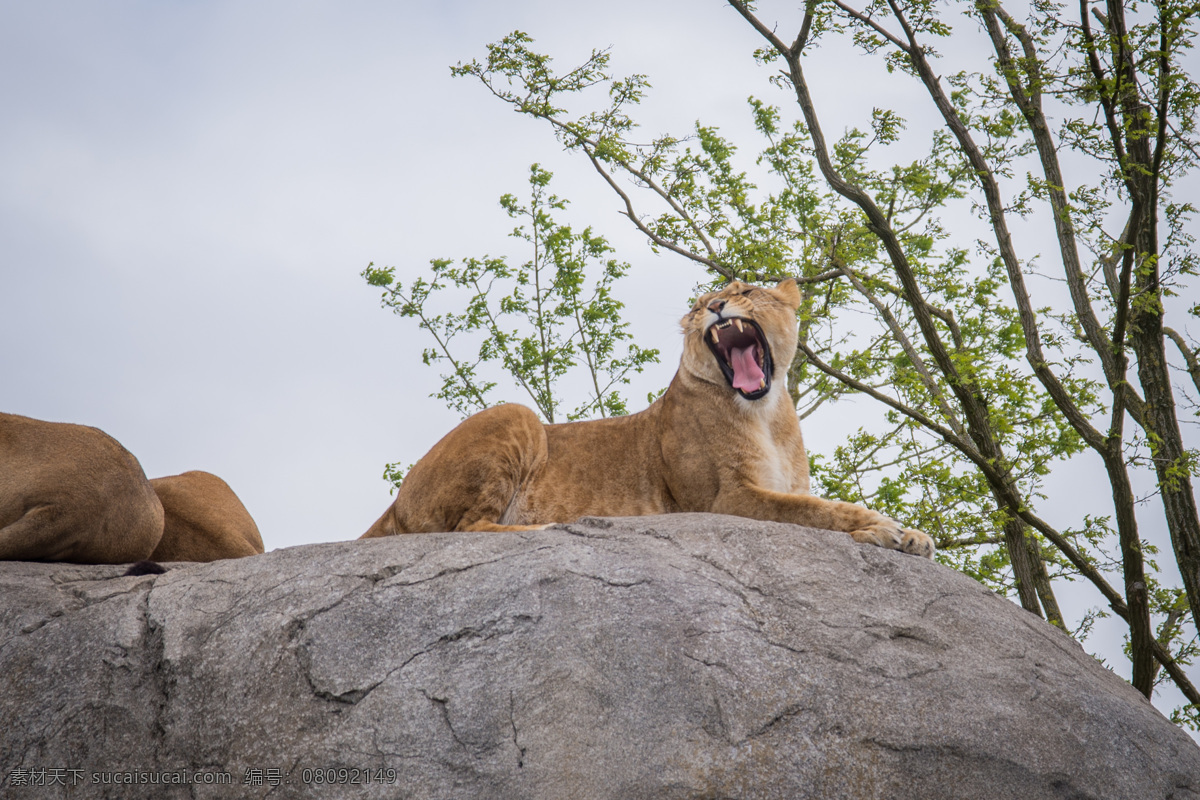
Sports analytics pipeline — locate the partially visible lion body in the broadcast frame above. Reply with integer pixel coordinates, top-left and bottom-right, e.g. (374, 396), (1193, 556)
(364, 279), (934, 558)
(0, 413), (265, 564)
(0, 412), (164, 563)
(150, 471), (265, 562)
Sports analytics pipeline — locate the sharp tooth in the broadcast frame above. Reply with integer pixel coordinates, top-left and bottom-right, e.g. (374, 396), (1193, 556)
(734, 319), (744, 333)
(759, 378), (767, 390)
(710, 327), (720, 344)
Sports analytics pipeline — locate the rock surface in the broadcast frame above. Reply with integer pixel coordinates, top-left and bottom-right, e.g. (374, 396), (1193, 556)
(2, 513), (1197, 799)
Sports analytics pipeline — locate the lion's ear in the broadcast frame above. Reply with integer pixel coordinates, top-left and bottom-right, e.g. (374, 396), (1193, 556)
(774, 278), (802, 309)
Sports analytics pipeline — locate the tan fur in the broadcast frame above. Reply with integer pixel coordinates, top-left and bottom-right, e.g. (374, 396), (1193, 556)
(0, 412), (164, 563)
(149, 471), (265, 562)
(363, 279), (935, 558)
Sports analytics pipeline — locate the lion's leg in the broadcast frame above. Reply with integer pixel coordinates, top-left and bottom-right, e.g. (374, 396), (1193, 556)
(460, 520), (552, 533)
(713, 486), (935, 558)
(0, 504), (72, 561)
(370, 404), (551, 536)
(0, 503), (160, 563)
(899, 528), (935, 558)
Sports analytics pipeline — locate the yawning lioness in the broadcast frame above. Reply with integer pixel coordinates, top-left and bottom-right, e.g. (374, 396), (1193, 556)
(363, 279), (934, 558)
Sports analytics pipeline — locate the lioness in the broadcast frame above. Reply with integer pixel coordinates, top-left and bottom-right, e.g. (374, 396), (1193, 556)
(0, 412), (164, 563)
(149, 470), (265, 562)
(363, 279), (934, 558)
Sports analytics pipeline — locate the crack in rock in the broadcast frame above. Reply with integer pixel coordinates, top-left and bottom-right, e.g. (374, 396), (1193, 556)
(563, 569), (649, 589)
(509, 691), (526, 769)
(423, 691), (468, 752)
(388, 546), (557, 588)
(299, 611), (542, 709)
(742, 702), (807, 744)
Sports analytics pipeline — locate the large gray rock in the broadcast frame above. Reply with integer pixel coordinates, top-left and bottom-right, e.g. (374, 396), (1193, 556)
(2, 514), (1197, 799)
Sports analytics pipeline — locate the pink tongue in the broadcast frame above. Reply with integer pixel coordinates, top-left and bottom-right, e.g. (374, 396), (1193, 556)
(730, 344), (765, 392)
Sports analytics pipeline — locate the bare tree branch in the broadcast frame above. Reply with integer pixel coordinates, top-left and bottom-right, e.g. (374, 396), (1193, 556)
(1165, 326), (1200, 396)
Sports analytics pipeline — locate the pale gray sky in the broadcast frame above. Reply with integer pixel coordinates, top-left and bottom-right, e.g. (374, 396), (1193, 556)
(2, 1), (1196, 729)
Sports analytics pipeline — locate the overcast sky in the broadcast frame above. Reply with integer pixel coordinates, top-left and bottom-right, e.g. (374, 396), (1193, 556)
(2, 1), (1196, 728)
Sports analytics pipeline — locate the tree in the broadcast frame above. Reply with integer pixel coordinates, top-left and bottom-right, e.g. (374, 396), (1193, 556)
(449, 0), (1199, 727)
(364, 164), (659, 486)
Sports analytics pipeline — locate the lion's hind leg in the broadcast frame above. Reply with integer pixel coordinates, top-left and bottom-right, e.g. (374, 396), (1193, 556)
(461, 520), (552, 533)
(0, 504), (76, 561)
(0, 499), (161, 563)
(366, 403), (550, 537)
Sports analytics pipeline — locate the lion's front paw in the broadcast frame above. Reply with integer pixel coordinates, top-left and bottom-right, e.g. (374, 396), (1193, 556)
(849, 515), (904, 550)
(900, 528), (936, 559)
(849, 516), (935, 558)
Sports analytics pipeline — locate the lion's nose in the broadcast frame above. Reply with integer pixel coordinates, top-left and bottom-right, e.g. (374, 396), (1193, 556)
(707, 299), (726, 313)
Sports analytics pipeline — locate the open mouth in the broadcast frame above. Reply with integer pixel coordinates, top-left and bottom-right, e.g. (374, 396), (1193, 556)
(705, 317), (774, 400)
